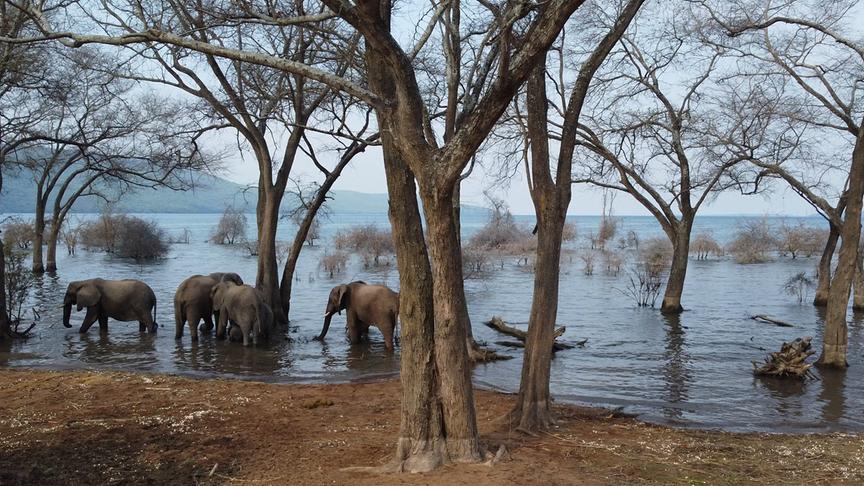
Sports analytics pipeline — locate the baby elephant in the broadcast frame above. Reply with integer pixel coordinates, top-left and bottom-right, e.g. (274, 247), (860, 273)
(62, 278), (157, 334)
(174, 272), (244, 340)
(210, 281), (272, 346)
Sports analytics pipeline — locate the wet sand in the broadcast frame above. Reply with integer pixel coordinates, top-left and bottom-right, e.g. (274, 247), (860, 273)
(1, 369), (862, 485)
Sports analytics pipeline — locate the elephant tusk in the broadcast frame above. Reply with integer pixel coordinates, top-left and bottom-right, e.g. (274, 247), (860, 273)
(323, 312), (332, 318)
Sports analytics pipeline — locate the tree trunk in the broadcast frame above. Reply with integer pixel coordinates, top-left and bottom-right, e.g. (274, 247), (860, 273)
(45, 218), (61, 273)
(854, 244), (864, 311)
(256, 185), (285, 325)
(814, 223), (839, 307)
(419, 187), (481, 462)
(818, 130), (864, 368)
(0, 238), (9, 340)
(661, 221), (692, 314)
(512, 203), (565, 431)
(31, 202), (45, 274)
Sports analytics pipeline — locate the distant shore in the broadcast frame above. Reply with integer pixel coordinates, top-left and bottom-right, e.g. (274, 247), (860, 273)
(1, 369), (860, 485)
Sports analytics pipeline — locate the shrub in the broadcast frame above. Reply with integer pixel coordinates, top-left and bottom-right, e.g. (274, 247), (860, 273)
(580, 251), (596, 276)
(619, 264), (664, 307)
(114, 217), (169, 261)
(777, 222), (824, 259)
(594, 216), (619, 250)
(2, 218), (35, 250)
(334, 225), (394, 267)
(639, 237), (672, 276)
(462, 245), (490, 280)
(617, 230), (640, 251)
(169, 227), (192, 244)
(728, 219), (777, 263)
(212, 206), (247, 245)
(320, 251), (349, 278)
(783, 271), (815, 304)
(4, 244), (34, 325)
(79, 210), (125, 252)
(562, 222), (577, 242)
(61, 220), (82, 255)
(690, 232), (722, 260)
(602, 250), (623, 276)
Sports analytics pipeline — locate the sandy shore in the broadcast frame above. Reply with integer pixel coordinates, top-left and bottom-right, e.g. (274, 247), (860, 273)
(0, 369), (862, 485)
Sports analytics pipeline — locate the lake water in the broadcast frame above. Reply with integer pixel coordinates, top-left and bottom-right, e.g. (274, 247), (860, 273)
(1, 212), (861, 433)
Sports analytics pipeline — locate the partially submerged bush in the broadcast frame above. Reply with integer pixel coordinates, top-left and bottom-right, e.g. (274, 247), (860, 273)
(783, 272), (816, 304)
(602, 250), (623, 276)
(320, 251), (349, 278)
(580, 251), (596, 276)
(562, 222), (577, 242)
(334, 225), (394, 267)
(2, 218), (35, 250)
(79, 213), (169, 261)
(61, 221), (82, 255)
(690, 232), (722, 260)
(728, 219), (777, 263)
(211, 206), (247, 245)
(114, 217), (169, 261)
(777, 222), (824, 259)
(639, 237), (672, 275)
(619, 263), (664, 307)
(594, 216), (619, 250)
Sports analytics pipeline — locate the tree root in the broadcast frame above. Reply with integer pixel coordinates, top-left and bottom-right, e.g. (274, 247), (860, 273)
(752, 336), (817, 379)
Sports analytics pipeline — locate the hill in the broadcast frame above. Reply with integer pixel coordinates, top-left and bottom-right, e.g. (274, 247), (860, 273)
(0, 169), (489, 216)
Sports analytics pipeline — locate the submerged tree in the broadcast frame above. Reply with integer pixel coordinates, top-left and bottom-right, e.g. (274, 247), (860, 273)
(701, 0), (864, 367)
(574, 5), (777, 313)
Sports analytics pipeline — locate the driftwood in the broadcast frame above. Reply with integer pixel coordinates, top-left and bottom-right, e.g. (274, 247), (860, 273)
(485, 316), (581, 352)
(750, 315), (794, 327)
(752, 336), (816, 379)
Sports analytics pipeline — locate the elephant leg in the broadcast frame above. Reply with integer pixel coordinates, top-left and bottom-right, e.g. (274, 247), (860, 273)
(347, 316), (362, 344)
(216, 310), (228, 340)
(201, 313), (215, 333)
(139, 321), (146, 332)
(175, 306), (185, 339)
(187, 310), (202, 341)
(98, 313), (109, 333)
(79, 308), (98, 333)
(381, 322), (395, 352)
(242, 324), (252, 347)
(139, 311), (155, 333)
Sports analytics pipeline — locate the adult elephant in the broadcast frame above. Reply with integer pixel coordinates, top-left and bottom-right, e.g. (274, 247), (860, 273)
(62, 278), (157, 334)
(314, 281), (399, 351)
(174, 272), (244, 340)
(210, 281), (272, 346)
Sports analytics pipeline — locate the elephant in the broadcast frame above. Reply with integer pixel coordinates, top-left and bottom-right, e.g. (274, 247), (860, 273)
(314, 281), (399, 351)
(174, 272), (244, 340)
(210, 281), (273, 346)
(62, 278), (157, 334)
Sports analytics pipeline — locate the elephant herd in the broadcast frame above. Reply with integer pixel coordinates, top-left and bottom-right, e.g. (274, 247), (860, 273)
(61, 274), (400, 350)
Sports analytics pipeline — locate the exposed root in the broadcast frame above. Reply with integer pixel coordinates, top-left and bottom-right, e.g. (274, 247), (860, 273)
(752, 336), (816, 379)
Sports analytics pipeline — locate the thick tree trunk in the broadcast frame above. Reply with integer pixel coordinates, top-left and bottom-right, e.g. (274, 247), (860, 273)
(814, 223), (840, 307)
(819, 131), (864, 367)
(0, 239), (9, 340)
(418, 188), (482, 462)
(31, 203), (45, 274)
(256, 186), (285, 325)
(661, 222), (692, 314)
(512, 204), (565, 431)
(45, 218), (61, 273)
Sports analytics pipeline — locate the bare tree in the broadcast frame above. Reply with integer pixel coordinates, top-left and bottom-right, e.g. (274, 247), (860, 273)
(573, 8), (777, 314)
(9, 0), (589, 469)
(700, 0), (864, 367)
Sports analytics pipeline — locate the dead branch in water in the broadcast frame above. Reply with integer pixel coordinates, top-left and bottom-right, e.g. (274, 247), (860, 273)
(750, 315), (794, 327)
(752, 336), (816, 379)
(485, 316), (581, 352)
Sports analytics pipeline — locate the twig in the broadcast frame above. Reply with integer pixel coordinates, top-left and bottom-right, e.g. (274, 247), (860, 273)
(750, 315), (794, 327)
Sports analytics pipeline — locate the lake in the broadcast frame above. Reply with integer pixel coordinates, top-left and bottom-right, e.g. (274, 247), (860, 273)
(1, 212), (861, 433)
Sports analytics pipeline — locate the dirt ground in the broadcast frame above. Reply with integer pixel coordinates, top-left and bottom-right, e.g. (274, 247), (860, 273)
(0, 369), (862, 485)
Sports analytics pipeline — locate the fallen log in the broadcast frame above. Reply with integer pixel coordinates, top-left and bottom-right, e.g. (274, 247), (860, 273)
(485, 316), (579, 352)
(750, 315), (794, 327)
(752, 336), (816, 379)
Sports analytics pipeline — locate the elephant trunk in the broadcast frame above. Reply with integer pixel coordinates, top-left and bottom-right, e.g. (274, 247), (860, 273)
(315, 313), (333, 341)
(62, 302), (73, 328)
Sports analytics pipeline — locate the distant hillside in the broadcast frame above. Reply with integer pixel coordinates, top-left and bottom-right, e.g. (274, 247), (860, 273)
(0, 170), (489, 216)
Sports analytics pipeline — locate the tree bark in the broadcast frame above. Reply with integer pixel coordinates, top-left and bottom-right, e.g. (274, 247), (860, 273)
(0, 238), (9, 340)
(31, 201), (45, 274)
(818, 129), (864, 367)
(256, 185), (286, 325)
(661, 220), (693, 314)
(814, 223), (840, 307)
(45, 219), (61, 273)
(854, 244), (864, 311)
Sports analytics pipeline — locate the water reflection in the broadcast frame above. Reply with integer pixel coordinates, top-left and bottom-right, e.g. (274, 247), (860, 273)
(661, 313), (692, 420)
(757, 376), (807, 418)
(819, 367), (847, 424)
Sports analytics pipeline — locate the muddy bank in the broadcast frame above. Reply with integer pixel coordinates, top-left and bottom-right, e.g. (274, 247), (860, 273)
(1, 369), (862, 485)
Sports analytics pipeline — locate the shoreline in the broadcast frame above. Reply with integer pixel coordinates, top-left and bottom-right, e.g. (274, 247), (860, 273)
(1, 369), (862, 485)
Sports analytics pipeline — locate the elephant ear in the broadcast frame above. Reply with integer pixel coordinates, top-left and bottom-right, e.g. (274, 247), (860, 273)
(76, 283), (101, 310)
(336, 285), (350, 311)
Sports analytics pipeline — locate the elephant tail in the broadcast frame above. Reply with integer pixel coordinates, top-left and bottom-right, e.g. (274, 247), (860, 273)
(153, 299), (158, 327)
